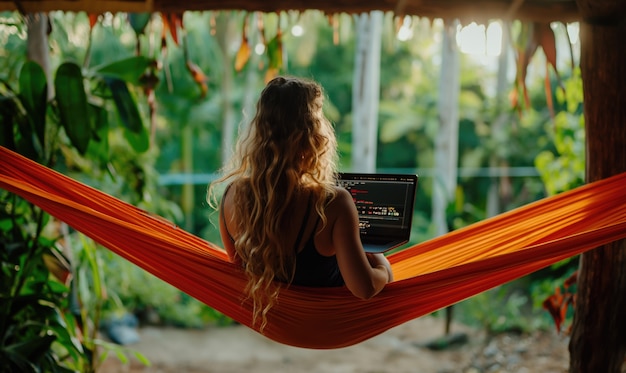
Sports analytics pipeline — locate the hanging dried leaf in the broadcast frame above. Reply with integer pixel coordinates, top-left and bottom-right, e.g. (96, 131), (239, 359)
(511, 22), (564, 117)
(210, 12), (217, 35)
(257, 12), (266, 44)
(174, 13), (184, 29)
(235, 37), (251, 72)
(235, 17), (251, 72)
(161, 13), (183, 46)
(512, 22), (565, 117)
(535, 21), (565, 109)
(536, 22), (558, 74)
(186, 61), (208, 98)
(512, 22), (539, 111)
(327, 13), (340, 45)
(88, 13), (99, 29)
(161, 13), (170, 46)
(395, 15), (403, 35)
(172, 13), (185, 45)
(544, 64), (555, 118)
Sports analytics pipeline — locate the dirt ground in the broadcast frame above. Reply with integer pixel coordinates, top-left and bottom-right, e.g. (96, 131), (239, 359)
(99, 315), (570, 373)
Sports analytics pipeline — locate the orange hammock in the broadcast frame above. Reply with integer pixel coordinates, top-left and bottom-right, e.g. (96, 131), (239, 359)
(1, 146), (626, 349)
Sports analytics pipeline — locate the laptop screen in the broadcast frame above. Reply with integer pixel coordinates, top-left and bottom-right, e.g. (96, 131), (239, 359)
(337, 173), (418, 244)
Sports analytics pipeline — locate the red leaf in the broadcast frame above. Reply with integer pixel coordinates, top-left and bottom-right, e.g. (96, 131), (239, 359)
(543, 288), (565, 333)
(161, 13), (182, 46)
(542, 272), (578, 335)
(536, 22), (558, 74)
(88, 14), (99, 29)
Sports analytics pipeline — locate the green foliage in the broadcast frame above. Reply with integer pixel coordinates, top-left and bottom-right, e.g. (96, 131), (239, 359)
(105, 77), (149, 153)
(452, 284), (552, 334)
(535, 68), (585, 195)
(99, 249), (232, 328)
(92, 55), (155, 86)
(127, 13), (151, 36)
(0, 192), (152, 372)
(1, 192), (86, 372)
(0, 22), (158, 370)
(55, 62), (92, 154)
(1, 61), (48, 160)
(4, 17), (233, 363)
(526, 69), (585, 326)
(18, 61), (48, 149)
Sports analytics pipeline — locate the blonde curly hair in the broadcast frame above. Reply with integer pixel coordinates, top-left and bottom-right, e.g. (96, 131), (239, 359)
(209, 76), (339, 330)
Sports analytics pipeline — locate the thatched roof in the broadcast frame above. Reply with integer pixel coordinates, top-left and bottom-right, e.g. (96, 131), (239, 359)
(2, 0), (580, 23)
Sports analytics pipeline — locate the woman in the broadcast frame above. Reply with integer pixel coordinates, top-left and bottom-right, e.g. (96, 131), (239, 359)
(209, 76), (392, 330)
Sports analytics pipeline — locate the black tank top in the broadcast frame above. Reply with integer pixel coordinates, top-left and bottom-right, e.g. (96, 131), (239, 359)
(291, 207), (344, 287)
(221, 186), (344, 287)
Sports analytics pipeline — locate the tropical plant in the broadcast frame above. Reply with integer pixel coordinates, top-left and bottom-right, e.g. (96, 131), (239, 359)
(1, 47), (154, 370)
(0, 192), (77, 371)
(534, 67), (584, 195)
(529, 67), (584, 333)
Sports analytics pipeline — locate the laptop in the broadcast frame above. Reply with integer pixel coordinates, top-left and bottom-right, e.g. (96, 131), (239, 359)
(337, 172), (418, 253)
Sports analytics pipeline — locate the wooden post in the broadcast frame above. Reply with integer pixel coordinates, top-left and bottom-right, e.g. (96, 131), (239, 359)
(433, 19), (460, 237)
(216, 12), (239, 164)
(436, 19), (460, 336)
(569, 1), (626, 371)
(351, 11), (382, 173)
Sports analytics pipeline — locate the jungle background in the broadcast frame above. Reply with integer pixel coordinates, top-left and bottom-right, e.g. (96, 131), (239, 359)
(0, 10), (584, 372)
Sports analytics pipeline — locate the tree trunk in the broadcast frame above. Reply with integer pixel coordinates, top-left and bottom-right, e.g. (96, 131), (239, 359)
(569, 2), (626, 372)
(26, 13), (52, 99)
(351, 11), (382, 173)
(216, 12), (238, 163)
(433, 19), (460, 237)
(241, 14), (261, 142)
(486, 22), (511, 218)
(181, 116), (195, 232)
(436, 19), (461, 336)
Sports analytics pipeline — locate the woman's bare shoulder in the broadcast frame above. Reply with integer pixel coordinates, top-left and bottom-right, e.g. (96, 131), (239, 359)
(323, 186), (355, 219)
(222, 179), (246, 203)
(326, 186), (351, 205)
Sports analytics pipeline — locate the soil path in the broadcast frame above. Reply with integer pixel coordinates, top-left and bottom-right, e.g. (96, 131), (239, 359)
(100, 316), (569, 373)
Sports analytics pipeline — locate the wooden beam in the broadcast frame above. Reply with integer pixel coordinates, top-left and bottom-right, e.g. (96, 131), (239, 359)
(1, 0), (152, 14)
(0, 0), (581, 23)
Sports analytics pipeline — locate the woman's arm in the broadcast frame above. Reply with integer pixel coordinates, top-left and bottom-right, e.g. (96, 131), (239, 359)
(329, 188), (392, 299)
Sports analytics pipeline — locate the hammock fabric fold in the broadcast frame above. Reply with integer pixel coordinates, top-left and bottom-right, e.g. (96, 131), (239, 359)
(1, 145), (626, 349)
